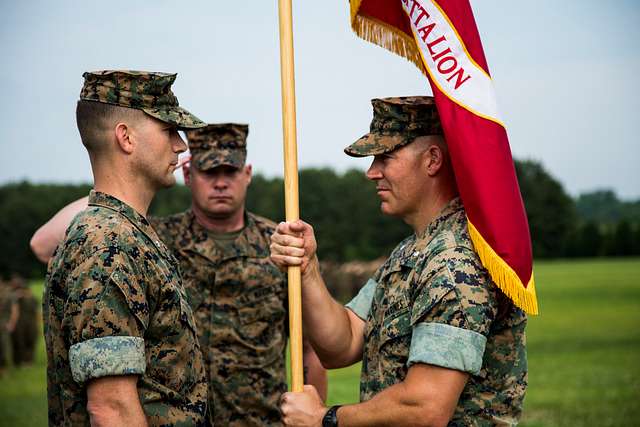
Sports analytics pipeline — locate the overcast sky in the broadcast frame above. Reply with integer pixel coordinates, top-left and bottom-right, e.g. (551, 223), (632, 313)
(1, 1), (638, 199)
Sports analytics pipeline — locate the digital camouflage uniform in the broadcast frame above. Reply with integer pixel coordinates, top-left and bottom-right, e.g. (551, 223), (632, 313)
(43, 70), (208, 426)
(347, 199), (527, 426)
(44, 192), (208, 426)
(152, 211), (288, 427)
(344, 97), (528, 426)
(151, 123), (289, 426)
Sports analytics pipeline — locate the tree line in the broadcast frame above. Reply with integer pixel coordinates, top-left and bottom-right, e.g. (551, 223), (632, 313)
(1, 160), (639, 279)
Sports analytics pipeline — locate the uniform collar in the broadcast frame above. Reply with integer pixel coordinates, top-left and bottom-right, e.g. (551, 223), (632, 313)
(418, 197), (464, 247)
(88, 190), (170, 256)
(387, 197), (465, 271)
(183, 210), (268, 263)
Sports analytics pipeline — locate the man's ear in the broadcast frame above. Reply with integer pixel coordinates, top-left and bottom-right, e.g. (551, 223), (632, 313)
(114, 122), (135, 154)
(424, 144), (444, 177)
(244, 164), (253, 185)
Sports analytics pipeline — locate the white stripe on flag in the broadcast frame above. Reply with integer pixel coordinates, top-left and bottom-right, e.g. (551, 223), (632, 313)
(401, 0), (503, 125)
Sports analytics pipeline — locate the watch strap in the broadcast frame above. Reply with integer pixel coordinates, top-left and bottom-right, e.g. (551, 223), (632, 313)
(322, 405), (342, 427)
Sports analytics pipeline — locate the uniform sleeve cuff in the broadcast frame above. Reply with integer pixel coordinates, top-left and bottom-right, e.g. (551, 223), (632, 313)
(345, 278), (377, 321)
(69, 336), (146, 384)
(407, 323), (486, 375)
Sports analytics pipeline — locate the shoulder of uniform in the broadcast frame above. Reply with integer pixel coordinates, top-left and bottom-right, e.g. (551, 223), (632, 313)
(69, 206), (136, 244)
(150, 210), (189, 228)
(247, 212), (278, 234)
(64, 206), (155, 264)
(425, 219), (475, 255)
(149, 211), (191, 242)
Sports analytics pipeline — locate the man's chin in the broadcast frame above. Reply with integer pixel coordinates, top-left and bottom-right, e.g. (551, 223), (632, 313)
(159, 176), (177, 189)
(205, 205), (237, 218)
(380, 202), (399, 217)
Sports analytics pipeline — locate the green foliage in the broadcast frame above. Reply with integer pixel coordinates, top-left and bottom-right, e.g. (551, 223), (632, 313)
(148, 185), (192, 217)
(0, 182), (91, 279)
(1, 163), (639, 279)
(576, 190), (640, 224)
(514, 160), (577, 258)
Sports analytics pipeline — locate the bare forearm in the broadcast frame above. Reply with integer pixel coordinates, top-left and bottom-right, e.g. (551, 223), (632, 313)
(88, 402), (147, 427)
(301, 261), (361, 367)
(87, 375), (147, 427)
(280, 365), (465, 427)
(337, 382), (447, 427)
(303, 341), (328, 402)
(335, 365), (466, 427)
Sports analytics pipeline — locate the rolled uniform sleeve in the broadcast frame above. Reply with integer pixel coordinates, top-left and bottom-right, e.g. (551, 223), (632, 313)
(63, 249), (149, 384)
(407, 249), (498, 375)
(345, 278), (377, 321)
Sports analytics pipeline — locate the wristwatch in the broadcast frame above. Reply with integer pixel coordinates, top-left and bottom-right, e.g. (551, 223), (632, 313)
(322, 405), (341, 427)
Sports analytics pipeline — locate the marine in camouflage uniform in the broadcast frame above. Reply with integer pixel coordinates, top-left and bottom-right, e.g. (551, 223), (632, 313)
(342, 97), (527, 425)
(0, 278), (17, 372)
(151, 124), (289, 426)
(9, 275), (39, 366)
(275, 97), (528, 426)
(43, 70), (208, 426)
(346, 197), (527, 425)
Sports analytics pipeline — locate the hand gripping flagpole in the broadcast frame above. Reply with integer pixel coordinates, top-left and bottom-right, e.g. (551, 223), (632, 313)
(278, 0), (304, 392)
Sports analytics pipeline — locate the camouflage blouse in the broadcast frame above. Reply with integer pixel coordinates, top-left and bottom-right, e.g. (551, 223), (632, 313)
(346, 197), (528, 426)
(152, 211), (288, 426)
(43, 191), (207, 426)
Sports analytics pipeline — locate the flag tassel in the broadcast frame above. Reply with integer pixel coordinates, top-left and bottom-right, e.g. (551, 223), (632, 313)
(350, 0), (426, 75)
(467, 219), (538, 315)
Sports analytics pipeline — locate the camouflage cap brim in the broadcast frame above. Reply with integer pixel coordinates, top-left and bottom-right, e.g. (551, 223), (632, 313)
(143, 106), (206, 130)
(344, 133), (412, 157)
(193, 150), (247, 171)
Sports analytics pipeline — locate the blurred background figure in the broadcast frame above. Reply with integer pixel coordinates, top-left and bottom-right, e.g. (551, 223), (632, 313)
(0, 277), (19, 376)
(9, 275), (38, 367)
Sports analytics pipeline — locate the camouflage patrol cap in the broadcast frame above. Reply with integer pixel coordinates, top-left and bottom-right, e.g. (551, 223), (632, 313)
(185, 123), (248, 170)
(80, 70), (206, 129)
(344, 96), (443, 157)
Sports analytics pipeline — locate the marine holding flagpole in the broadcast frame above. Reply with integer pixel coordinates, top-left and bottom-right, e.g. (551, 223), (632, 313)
(271, 0), (535, 425)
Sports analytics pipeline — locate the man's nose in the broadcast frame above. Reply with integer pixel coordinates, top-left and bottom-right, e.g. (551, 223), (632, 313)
(212, 175), (228, 189)
(366, 158), (383, 181)
(172, 131), (187, 153)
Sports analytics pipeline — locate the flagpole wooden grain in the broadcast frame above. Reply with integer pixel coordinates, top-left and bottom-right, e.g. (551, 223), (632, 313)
(278, 0), (304, 393)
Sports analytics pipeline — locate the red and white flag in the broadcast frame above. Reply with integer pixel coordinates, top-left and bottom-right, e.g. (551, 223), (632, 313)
(350, 0), (538, 314)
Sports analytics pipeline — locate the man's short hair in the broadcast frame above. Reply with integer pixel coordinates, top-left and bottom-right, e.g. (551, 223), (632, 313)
(75, 100), (146, 154)
(411, 134), (448, 155)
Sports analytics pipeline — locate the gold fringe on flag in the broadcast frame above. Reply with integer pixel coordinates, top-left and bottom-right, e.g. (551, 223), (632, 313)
(350, 0), (427, 76)
(467, 219), (539, 315)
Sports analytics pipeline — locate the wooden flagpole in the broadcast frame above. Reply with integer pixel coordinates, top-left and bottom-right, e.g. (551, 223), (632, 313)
(277, 0), (304, 392)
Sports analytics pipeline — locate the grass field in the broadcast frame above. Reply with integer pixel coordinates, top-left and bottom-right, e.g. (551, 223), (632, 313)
(1, 258), (638, 426)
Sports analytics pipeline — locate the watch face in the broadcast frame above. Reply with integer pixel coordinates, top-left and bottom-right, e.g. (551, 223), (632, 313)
(322, 406), (339, 427)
